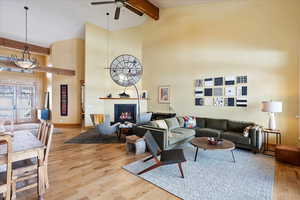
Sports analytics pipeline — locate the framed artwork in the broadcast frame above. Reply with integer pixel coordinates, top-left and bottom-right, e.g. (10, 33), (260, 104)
(158, 86), (171, 104)
(60, 84), (68, 116)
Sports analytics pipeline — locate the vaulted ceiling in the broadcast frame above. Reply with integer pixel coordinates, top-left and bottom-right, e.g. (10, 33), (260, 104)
(0, 0), (226, 47)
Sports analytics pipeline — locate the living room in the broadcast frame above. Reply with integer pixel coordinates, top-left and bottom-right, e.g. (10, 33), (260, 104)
(0, 0), (300, 199)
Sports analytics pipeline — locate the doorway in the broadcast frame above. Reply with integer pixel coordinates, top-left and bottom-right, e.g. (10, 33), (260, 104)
(0, 83), (37, 123)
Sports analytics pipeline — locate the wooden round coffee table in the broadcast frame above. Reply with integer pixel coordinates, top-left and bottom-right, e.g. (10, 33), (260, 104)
(191, 137), (236, 162)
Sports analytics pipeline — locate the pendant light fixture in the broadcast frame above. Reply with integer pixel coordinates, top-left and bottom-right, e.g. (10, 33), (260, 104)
(12, 6), (38, 69)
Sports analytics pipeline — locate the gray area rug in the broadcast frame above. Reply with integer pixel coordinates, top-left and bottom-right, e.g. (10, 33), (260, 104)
(64, 128), (120, 144)
(123, 145), (274, 200)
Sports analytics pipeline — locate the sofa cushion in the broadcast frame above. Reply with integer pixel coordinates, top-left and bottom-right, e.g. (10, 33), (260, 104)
(227, 120), (255, 132)
(206, 118), (227, 131)
(196, 117), (206, 128)
(221, 131), (251, 145)
(171, 128), (195, 136)
(165, 118), (180, 130)
(149, 121), (159, 128)
(176, 117), (185, 128)
(155, 120), (168, 130)
(195, 128), (223, 138)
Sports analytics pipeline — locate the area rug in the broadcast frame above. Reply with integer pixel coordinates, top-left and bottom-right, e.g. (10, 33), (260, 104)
(123, 145), (274, 200)
(64, 128), (120, 144)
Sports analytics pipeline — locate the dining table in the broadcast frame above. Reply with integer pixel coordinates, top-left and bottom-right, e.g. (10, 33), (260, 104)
(0, 130), (47, 199)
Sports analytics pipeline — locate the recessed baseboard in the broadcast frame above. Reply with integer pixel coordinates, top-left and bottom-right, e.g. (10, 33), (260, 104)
(53, 123), (81, 128)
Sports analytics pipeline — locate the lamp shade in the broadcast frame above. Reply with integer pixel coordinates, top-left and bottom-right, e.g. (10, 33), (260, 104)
(261, 101), (282, 113)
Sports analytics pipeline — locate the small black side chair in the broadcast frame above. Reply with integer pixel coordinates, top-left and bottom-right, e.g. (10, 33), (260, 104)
(138, 132), (186, 178)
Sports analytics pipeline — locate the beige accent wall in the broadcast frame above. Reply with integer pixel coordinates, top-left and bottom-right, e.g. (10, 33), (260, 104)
(0, 47), (46, 109)
(85, 23), (143, 126)
(142, 0), (300, 145)
(50, 38), (84, 125)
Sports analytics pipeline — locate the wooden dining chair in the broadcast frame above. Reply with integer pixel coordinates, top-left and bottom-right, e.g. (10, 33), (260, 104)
(37, 121), (47, 140)
(11, 122), (53, 199)
(0, 134), (13, 200)
(138, 132), (186, 178)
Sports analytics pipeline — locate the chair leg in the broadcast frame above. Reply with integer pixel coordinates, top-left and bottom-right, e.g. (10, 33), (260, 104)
(11, 177), (17, 200)
(178, 162), (184, 178)
(143, 156), (154, 163)
(138, 164), (161, 175)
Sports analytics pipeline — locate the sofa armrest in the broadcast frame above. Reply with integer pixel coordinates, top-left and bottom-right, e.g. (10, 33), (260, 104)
(135, 125), (168, 150)
(248, 126), (263, 151)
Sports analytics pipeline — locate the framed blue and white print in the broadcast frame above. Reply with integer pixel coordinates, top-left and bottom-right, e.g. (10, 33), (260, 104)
(195, 98), (204, 106)
(214, 97), (224, 106)
(213, 88), (223, 96)
(214, 77), (224, 86)
(237, 86), (247, 97)
(224, 98), (235, 107)
(225, 87), (236, 97)
(237, 76), (247, 84)
(204, 78), (214, 87)
(236, 97), (247, 107)
(195, 89), (204, 98)
(195, 79), (204, 87)
(204, 98), (213, 106)
(204, 88), (213, 96)
(225, 76), (235, 85)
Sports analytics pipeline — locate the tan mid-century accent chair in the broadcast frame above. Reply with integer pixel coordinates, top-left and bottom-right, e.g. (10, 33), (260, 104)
(11, 122), (54, 199)
(90, 114), (105, 127)
(0, 134), (13, 200)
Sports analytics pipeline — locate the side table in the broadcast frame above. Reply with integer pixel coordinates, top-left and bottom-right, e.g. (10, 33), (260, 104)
(263, 128), (281, 156)
(126, 135), (146, 155)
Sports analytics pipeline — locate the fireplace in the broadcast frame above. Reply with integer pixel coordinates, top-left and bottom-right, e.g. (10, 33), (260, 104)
(114, 104), (137, 123)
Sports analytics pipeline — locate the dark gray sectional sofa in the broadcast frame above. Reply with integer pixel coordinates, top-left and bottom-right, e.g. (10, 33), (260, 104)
(135, 117), (263, 153)
(194, 117), (263, 153)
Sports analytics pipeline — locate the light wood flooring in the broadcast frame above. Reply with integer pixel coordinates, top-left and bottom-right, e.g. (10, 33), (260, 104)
(18, 127), (300, 200)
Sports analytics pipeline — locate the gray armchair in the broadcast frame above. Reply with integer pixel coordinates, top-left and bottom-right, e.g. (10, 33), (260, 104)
(95, 115), (120, 136)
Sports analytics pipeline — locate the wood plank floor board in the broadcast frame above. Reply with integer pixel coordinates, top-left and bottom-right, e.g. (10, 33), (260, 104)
(16, 127), (299, 200)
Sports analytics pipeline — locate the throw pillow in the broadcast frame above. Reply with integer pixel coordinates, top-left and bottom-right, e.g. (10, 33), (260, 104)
(155, 120), (168, 130)
(165, 118), (180, 130)
(183, 116), (197, 128)
(243, 125), (262, 137)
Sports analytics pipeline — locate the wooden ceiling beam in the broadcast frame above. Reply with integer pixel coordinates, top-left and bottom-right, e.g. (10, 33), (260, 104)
(127, 0), (159, 20)
(0, 37), (50, 55)
(0, 60), (75, 76)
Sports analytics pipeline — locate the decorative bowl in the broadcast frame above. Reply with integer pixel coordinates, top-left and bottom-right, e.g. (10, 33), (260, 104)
(208, 137), (223, 145)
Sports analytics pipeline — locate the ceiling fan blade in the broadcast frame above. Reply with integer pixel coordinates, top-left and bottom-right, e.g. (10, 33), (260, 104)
(114, 7), (121, 20)
(91, 1), (115, 5)
(35, 66), (75, 76)
(124, 4), (143, 16)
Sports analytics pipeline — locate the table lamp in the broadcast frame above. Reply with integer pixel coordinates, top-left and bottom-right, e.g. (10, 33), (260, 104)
(261, 101), (282, 130)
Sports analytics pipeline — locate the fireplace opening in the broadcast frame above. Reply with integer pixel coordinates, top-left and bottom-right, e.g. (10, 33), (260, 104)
(114, 104), (137, 123)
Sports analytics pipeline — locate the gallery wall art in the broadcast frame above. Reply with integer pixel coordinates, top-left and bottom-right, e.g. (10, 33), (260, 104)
(194, 75), (248, 107)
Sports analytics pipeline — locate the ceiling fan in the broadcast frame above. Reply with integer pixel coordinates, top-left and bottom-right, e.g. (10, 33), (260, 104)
(91, 0), (144, 20)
